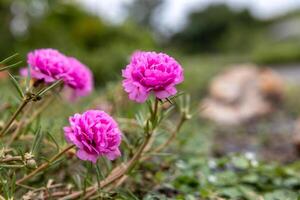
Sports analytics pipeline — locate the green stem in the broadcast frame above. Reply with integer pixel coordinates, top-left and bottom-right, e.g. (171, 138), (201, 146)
(151, 114), (186, 154)
(0, 98), (30, 137)
(151, 98), (159, 125)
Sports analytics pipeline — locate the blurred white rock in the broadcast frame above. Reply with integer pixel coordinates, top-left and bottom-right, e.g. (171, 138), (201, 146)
(200, 65), (284, 125)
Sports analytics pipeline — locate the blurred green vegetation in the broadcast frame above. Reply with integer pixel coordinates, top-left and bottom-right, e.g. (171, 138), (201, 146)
(1, 0), (300, 89)
(0, 0), (156, 85)
(1, 1), (300, 88)
(171, 4), (267, 53)
(170, 4), (300, 65)
(252, 40), (300, 64)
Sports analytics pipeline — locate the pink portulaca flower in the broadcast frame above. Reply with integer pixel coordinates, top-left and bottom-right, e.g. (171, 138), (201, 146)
(22, 48), (70, 83)
(20, 48), (93, 100)
(66, 57), (94, 100)
(64, 110), (122, 163)
(122, 51), (184, 103)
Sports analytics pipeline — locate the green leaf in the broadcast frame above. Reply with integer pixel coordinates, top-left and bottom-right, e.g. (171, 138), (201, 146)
(146, 99), (153, 116)
(161, 91), (185, 104)
(72, 174), (82, 190)
(135, 112), (145, 128)
(158, 104), (175, 123)
(264, 190), (298, 200)
(25, 64), (31, 92)
(0, 53), (19, 64)
(218, 187), (242, 199)
(8, 72), (24, 99)
(46, 131), (60, 153)
(31, 126), (44, 155)
(116, 189), (140, 200)
(125, 190), (140, 200)
(0, 177), (10, 199)
(10, 172), (16, 197)
(36, 80), (63, 97)
(0, 61), (22, 72)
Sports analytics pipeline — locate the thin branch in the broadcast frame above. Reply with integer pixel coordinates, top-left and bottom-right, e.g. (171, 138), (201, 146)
(0, 98), (30, 137)
(0, 156), (22, 163)
(16, 144), (75, 184)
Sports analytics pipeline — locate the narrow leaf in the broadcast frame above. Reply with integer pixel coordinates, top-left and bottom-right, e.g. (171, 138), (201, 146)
(72, 174), (82, 190)
(126, 190), (140, 200)
(10, 172), (16, 197)
(46, 131), (60, 153)
(36, 80), (63, 97)
(0, 61), (22, 72)
(25, 64), (31, 92)
(0, 53), (19, 64)
(159, 104), (175, 123)
(31, 126), (44, 154)
(8, 72), (24, 99)
(135, 112), (144, 128)
(146, 99), (153, 116)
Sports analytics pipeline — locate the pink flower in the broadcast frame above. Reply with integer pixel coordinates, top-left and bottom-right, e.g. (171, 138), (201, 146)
(22, 48), (70, 83)
(64, 110), (122, 163)
(122, 51), (184, 103)
(20, 48), (94, 99)
(66, 57), (94, 100)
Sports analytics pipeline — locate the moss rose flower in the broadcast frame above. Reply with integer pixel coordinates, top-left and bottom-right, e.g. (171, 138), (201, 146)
(66, 57), (94, 100)
(122, 51), (184, 103)
(63, 110), (122, 163)
(20, 48), (93, 99)
(24, 48), (70, 83)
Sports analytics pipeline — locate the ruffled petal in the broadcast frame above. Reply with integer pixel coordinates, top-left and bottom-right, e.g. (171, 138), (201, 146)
(155, 86), (177, 99)
(76, 149), (98, 163)
(106, 148), (121, 160)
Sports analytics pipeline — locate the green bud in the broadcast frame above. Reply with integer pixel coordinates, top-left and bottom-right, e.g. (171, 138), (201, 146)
(25, 159), (37, 169)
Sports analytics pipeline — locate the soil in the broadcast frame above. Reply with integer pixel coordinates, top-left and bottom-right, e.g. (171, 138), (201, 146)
(212, 111), (299, 163)
(211, 65), (300, 163)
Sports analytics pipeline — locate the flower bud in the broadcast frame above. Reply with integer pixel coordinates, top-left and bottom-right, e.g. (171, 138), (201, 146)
(25, 159), (37, 169)
(24, 152), (37, 169)
(24, 152), (34, 160)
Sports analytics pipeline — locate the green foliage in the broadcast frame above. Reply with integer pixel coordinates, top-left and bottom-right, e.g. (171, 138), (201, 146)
(252, 40), (300, 64)
(148, 154), (300, 199)
(0, 53), (22, 72)
(171, 4), (266, 53)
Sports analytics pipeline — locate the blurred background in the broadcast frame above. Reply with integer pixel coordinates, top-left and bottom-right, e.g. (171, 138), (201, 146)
(2, 0), (300, 198)
(1, 0), (300, 86)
